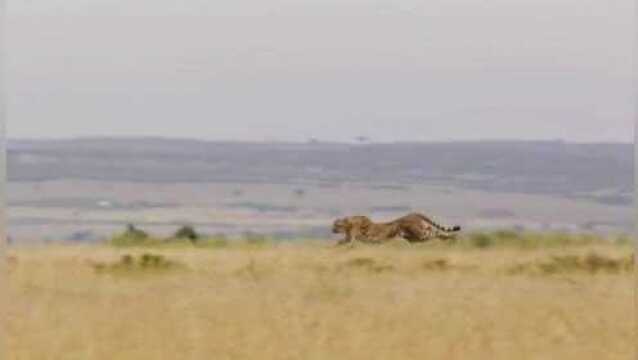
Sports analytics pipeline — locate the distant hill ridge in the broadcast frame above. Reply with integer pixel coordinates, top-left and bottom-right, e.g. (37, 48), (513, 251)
(8, 138), (632, 205)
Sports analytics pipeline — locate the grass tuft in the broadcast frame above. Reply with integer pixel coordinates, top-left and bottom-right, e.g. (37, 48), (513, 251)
(92, 253), (184, 275)
(422, 259), (450, 271)
(507, 252), (634, 275)
(343, 257), (394, 273)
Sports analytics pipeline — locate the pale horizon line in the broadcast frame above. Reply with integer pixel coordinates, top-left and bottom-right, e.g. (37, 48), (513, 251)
(6, 135), (633, 146)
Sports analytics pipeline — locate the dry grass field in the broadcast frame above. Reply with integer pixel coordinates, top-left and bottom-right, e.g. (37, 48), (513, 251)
(6, 238), (635, 360)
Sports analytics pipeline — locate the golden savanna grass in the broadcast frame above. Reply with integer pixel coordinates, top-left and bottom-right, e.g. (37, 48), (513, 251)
(6, 239), (635, 360)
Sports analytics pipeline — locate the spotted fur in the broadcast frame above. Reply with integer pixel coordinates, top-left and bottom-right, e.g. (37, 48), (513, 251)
(332, 212), (461, 244)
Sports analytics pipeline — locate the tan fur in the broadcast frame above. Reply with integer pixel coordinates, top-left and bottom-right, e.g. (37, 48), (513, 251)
(333, 212), (461, 245)
(332, 216), (374, 245)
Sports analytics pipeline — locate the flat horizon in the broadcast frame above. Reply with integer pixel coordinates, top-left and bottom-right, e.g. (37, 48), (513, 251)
(7, 135), (633, 146)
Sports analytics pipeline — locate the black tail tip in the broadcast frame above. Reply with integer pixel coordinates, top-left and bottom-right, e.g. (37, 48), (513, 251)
(452, 226), (461, 232)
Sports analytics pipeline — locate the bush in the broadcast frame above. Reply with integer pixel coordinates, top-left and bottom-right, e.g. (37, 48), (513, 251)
(174, 225), (200, 243)
(125, 224), (148, 239)
(110, 224), (158, 247)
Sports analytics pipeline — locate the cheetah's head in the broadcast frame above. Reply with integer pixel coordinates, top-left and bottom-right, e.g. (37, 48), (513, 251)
(332, 216), (372, 234)
(332, 218), (349, 234)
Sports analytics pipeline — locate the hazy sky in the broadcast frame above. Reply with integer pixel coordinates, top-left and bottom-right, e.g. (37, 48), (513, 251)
(6, 0), (635, 142)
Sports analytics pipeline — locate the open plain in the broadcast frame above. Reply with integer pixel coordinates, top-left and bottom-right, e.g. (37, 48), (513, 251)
(7, 236), (634, 360)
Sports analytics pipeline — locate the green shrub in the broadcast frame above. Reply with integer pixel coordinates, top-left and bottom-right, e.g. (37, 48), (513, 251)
(125, 224), (148, 239)
(109, 224), (160, 247)
(174, 225), (200, 243)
